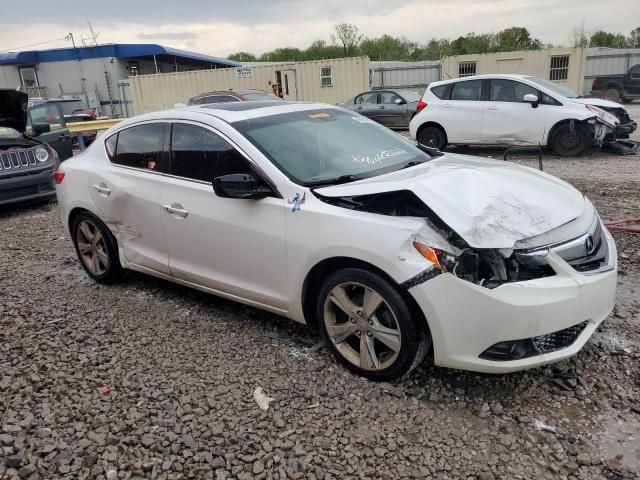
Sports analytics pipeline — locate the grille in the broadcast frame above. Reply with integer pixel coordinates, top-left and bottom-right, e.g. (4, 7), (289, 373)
(532, 321), (588, 354)
(0, 149), (38, 172)
(0, 184), (42, 201)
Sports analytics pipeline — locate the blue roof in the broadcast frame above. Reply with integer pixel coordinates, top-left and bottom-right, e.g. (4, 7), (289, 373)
(0, 43), (240, 67)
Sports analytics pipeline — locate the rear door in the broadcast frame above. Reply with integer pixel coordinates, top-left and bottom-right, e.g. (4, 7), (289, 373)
(88, 122), (171, 275)
(482, 78), (547, 145)
(376, 91), (408, 128)
(440, 79), (485, 143)
(27, 103), (73, 160)
(353, 92), (379, 119)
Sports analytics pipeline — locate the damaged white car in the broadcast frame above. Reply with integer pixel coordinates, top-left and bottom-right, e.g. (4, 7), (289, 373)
(56, 102), (617, 381)
(410, 74), (628, 156)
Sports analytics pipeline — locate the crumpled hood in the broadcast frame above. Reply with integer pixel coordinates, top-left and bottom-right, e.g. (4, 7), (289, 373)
(315, 154), (586, 249)
(0, 90), (28, 133)
(571, 97), (625, 110)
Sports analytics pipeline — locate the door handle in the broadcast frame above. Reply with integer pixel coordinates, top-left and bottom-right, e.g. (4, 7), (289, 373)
(162, 203), (189, 218)
(379, 106), (386, 109)
(442, 104), (453, 109)
(356, 106), (363, 110)
(92, 183), (111, 195)
(487, 106), (499, 111)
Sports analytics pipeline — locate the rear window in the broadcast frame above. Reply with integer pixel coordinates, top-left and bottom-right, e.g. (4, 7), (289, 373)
(430, 84), (451, 100)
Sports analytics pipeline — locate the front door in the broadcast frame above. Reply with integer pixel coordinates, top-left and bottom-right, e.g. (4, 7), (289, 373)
(27, 103), (73, 160)
(160, 122), (288, 309)
(282, 69), (297, 100)
(88, 122), (171, 274)
(376, 91), (408, 128)
(627, 65), (640, 95)
(482, 79), (547, 145)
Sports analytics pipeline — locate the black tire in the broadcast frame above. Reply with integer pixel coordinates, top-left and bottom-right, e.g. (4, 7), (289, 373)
(316, 268), (430, 381)
(602, 87), (622, 103)
(71, 211), (122, 283)
(417, 125), (447, 150)
(550, 123), (592, 156)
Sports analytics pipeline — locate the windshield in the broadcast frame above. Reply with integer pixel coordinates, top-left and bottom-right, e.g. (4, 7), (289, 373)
(234, 109), (429, 186)
(0, 127), (22, 139)
(398, 90), (422, 102)
(242, 93), (281, 101)
(525, 77), (579, 99)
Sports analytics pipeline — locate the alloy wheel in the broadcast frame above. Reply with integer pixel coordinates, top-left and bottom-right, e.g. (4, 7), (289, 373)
(76, 220), (109, 276)
(323, 282), (402, 371)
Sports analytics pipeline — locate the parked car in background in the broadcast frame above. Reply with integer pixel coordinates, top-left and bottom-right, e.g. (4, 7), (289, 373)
(29, 97), (97, 123)
(591, 64), (640, 103)
(188, 89), (281, 105)
(56, 101), (616, 381)
(339, 89), (422, 128)
(409, 74), (634, 156)
(0, 90), (62, 206)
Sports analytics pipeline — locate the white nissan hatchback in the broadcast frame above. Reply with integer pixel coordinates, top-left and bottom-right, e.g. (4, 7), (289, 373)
(56, 102), (617, 381)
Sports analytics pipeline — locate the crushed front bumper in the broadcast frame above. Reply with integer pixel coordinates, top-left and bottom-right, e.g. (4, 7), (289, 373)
(408, 228), (617, 373)
(617, 121), (637, 138)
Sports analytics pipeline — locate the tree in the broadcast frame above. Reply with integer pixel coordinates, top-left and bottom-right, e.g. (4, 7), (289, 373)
(496, 27), (542, 51)
(303, 40), (344, 60)
(590, 31), (629, 48)
(227, 52), (257, 62)
(570, 22), (589, 47)
(450, 33), (497, 55)
(630, 27), (640, 48)
(259, 48), (304, 62)
(331, 23), (363, 56)
(359, 35), (416, 61)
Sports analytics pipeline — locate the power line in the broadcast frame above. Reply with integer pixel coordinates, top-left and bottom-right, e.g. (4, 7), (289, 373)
(0, 37), (68, 53)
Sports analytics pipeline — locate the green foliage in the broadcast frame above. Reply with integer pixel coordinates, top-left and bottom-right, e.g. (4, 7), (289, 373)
(225, 24), (636, 63)
(590, 31), (630, 48)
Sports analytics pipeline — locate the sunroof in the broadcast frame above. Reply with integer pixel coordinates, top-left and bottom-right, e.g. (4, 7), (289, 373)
(200, 101), (287, 111)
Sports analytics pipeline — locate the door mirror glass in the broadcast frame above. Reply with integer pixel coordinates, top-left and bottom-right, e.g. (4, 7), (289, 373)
(394, 98), (405, 105)
(523, 94), (539, 106)
(31, 123), (51, 136)
(212, 173), (273, 199)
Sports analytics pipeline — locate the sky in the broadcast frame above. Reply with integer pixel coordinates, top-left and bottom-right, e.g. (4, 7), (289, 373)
(0, 0), (638, 57)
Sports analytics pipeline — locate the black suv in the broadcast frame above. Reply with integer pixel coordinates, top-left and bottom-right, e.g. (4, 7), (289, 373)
(0, 90), (70, 206)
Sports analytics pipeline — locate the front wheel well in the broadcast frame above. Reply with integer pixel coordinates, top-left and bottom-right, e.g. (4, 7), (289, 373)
(546, 119), (592, 144)
(68, 207), (91, 239)
(301, 257), (430, 343)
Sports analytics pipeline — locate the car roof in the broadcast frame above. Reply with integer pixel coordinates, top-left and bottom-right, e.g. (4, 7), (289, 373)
(115, 101), (340, 128)
(430, 74), (531, 87)
(190, 89), (268, 99)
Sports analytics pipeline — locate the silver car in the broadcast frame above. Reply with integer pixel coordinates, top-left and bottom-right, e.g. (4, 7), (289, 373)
(339, 89), (423, 129)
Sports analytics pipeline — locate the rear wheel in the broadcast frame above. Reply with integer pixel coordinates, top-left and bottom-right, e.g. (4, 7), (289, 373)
(417, 125), (447, 150)
(550, 123), (591, 156)
(72, 212), (122, 283)
(317, 268), (430, 381)
(603, 87), (622, 103)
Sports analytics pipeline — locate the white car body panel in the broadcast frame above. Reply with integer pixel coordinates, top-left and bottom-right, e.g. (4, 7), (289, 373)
(56, 103), (617, 374)
(409, 74), (620, 148)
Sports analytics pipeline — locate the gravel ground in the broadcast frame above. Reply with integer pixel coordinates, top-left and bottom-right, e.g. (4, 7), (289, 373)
(1, 106), (639, 480)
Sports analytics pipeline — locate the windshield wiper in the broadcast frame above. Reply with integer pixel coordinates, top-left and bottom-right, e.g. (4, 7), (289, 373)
(305, 174), (361, 188)
(400, 160), (427, 170)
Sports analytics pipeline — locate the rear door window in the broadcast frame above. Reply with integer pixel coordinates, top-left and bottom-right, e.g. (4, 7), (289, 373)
(113, 123), (168, 172)
(450, 80), (483, 101)
(170, 123), (253, 182)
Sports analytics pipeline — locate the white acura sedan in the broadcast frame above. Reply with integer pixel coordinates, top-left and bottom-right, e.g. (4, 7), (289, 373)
(55, 101), (617, 381)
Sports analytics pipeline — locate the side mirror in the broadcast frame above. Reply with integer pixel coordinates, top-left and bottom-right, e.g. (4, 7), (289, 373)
(32, 123), (51, 136)
(523, 94), (539, 108)
(212, 173), (273, 199)
(394, 98), (406, 105)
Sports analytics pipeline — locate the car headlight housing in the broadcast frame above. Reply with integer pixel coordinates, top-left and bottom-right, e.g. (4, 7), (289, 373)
(35, 146), (50, 163)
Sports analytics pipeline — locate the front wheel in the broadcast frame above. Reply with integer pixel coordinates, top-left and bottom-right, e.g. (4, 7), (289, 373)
(550, 123), (591, 156)
(417, 125), (447, 150)
(317, 268), (430, 381)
